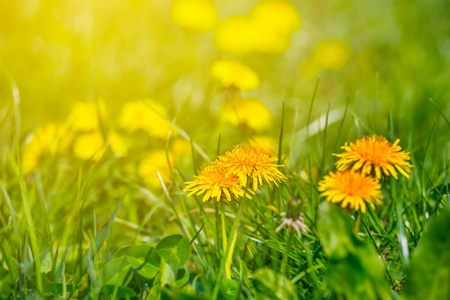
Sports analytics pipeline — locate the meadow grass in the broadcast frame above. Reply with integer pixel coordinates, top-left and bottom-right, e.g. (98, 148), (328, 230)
(0, 83), (448, 299)
(1, 0), (450, 299)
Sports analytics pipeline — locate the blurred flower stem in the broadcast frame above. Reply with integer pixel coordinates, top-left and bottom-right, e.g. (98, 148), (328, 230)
(224, 195), (248, 279)
(353, 211), (363, 235)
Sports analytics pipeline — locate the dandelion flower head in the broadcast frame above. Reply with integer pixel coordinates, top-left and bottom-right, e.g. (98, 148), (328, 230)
(108, 130), (129, 156)
(221, 98), (272, 131)
(318, 170), (383, 213)
(311, 40), (352, 71)
(67, 100), (107, 132)
(73, 131), (105, 161)
(250, 0), (301, 35)
(139, 150), (176, 189)
(210, 60), (260, 92)
(183, 161), (251, 203)
(119, 100), (173, 139)
(22, 123), (72, 173)
(171, 0), (219, 33)
(219, 145), (286, 191)
(214, 16), (258, 56)
(250, 135), (278, 155)
(334, 135), (413, 179)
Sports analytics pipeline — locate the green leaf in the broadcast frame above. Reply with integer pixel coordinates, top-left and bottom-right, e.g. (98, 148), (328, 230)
(0, 267), (13, 299)
(160, 258), (175, 287)
(252, 268), (298, 300)
(156, 235), (191, 270)
(220, 279), (239, 300)
(99, 258), (132, 287)
(40, 253), (52, 274)
(100, 285), (137, 298)
(318, 202), (391, 300)
(174, 268), (190, 288)
(401, 208), (450, 300)
(127, 244), (159, 279)
(5, 256), (19, 283)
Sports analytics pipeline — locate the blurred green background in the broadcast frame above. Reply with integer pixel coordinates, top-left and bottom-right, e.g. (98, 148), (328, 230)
(0, 0), (449, 243)
(1, 0), (448, 130)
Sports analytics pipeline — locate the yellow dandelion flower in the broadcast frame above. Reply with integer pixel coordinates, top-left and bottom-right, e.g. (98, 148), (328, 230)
(67, 100), (107, 131)
(171, 0), (219, 33)
(22, 123), (72, 173)
(318, 170), (383, 213)
(334, 135), (413, 180)
(183, 161), (252, 203)
(210, 60), (260, 92)
(219, 145), (287, 191)
(119, 100), (173, 139)
(214, 16), (258, 56)
(311, 40), (352, 71)
(22, 140), (43, 174)
(250, 0), (301, 35)
(108, 131), (128, 156)
(252, 24), (292, 55)
(221, 98), (272, 131)
(250, 135), (278, 155)
(249, 0), (301, 55)
(139, 150), (175, 188)
(73, 131), (105, 161)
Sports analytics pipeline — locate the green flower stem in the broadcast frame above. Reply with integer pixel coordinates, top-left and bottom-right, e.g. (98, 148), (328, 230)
(224, 196), (247, 279)
(212, 180), (251, 300)
(221, 203), (227, 255)
(353, 211), (363, 235)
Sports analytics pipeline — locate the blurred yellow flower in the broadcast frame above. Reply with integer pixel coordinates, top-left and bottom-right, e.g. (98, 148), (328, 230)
(221, 98), (272, 131)
(311, 40), (352, 71)
(73, 131), (105, 161)
(318, 170), (383, 213)
(183, 161), (251, 202)
(108, 131), (128, 156)
(67, 100), (107, 131)
(170, 138), (191, 159)
(119, 100), (173, 139)
(210, 60), (260, 92)
(219, 145), (286, 191)
(171, 0), (219, 33)
(250, 0), (300, 55)
(253, 24), (292, 55)
(22, 141), (42, 174)
(214, 16), (257, 56)
(22, 123), (72, 173)
(334, 135), (413, 179)
(139, 150), (174, 188)
(250, 0), (301, 35)
(250, 135), (278, 155)
(214, 1), (300, 56)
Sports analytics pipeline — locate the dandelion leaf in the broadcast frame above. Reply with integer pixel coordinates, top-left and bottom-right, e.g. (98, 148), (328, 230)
(318, 202), (391, 300)
(252, 268), (299, 300)
(401, 208), (450, 300)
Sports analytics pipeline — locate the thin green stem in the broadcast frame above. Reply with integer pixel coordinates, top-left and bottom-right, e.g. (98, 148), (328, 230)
(353, 211), (363, 235)
(212, 195), (248, 299)
(224, 197), (248, 279)
(221, 203), (227, 255)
